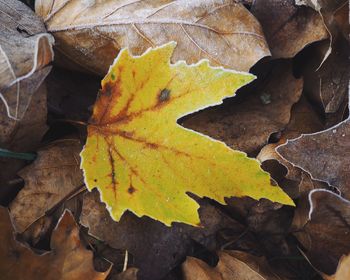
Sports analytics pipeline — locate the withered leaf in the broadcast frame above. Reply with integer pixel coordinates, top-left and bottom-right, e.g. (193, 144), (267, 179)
(35, 0), (270, 75)
(0, 207), (109, 280)
(0, 83), (48, 205)
(9, 139), (84, 233)
(301, 37), (349, 115)
(183, 61), (303, 154)
(251, 0), (328, 58)
(277, 91), (350, 199)
(182, 250), (282, 280)
(0, 0), (54, 119)
(291, 189), (350, 274)
(80, 190), (243, 280)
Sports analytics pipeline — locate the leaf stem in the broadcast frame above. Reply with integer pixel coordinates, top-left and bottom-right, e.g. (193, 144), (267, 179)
(0, 148), (36, 161)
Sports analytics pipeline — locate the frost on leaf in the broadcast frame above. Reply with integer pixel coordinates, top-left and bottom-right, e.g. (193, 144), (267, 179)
(80, 42), (294, 226)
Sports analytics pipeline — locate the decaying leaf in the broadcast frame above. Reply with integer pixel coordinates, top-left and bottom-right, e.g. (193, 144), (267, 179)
(0, 207), (110, 280)
(323, 254), (350, 280)
(301, 37), (349, 115)
(183, 61), (303, 154)
(277, 89), (350, 198)
(291, 189), (350, 274)
(35, 0), (270, 75)
(251, 0), (328, 58)
(182, 250), (282, 280)
(0, 0), (54, 119)
(80, 189), (243, 280)
(0, 83), (48, 204)
(80, 42), (293, 227)
(10, 139), (84, 232)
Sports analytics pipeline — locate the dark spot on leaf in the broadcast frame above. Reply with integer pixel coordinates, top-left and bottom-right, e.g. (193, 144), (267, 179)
(128, 185), (136, 194)
(94, 179), (98, 182)
(158, 88), (171, 102)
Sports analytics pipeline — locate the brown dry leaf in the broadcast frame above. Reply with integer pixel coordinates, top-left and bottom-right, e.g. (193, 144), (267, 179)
(0, 82), (48, 205)
(291, 189), (350, 275)
(35, 0), (270, 75)
(183, 61), (302, 154)
(257, 96), (325, 198)
(9, 139), (84, 233)
(0, 207), (109, 280)
(0, 0), (54, 119)
(277, 92), (350, 199)
(251, 0), (328, 59)
(80, 190), (244, 280)
(323, 254), (350, 280)
(182, 250), (282, 280)
(302, 37), (349, 115)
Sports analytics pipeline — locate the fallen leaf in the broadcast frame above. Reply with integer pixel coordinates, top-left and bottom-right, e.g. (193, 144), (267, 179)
(80, 42), (293, 227)
(182, 250), (282, 280)
(251, 0), (328, 58)
(301, 37), (349, 115)
(35, 0), (270, 75)
(0, 83), (48, 204)
(183, 61), (303, 154)
(323, 254), (350, 280)
(291, 189), (350, 274)
(80, 189), (244, 280)
(0, 0), (54, 119)
(0, 207), (110, 280)
(9, 139), (84, 232)
(277, 89), (350, 198)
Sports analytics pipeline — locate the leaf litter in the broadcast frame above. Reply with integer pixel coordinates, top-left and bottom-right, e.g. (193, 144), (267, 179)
(1, 0), (349, 279)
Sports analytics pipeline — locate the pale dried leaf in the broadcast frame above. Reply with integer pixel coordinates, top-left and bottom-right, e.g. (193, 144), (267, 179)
(9, 139), (84, 233)
(35, 0), (270, 75)
(251, 0), (328, 58)
(0, 0), (54, 119)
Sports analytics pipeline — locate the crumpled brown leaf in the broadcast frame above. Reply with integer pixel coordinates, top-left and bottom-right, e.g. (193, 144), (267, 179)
(0, 0), (54, 119)
(0, 207), (110, 280)
(301, 37), (349, 116)
(183, 61), (302, 154)
(251, 0), (328, 58)
(80, 190), (244, 280)
(291, 189), (350, 275)
(9, 139), (84, 233)
(182, 250), (282, 280)
(35, 0), (270, 75)
(257, 96), (325, 198)
(0, 82), (48, 204)
(277, 91), (350, 198)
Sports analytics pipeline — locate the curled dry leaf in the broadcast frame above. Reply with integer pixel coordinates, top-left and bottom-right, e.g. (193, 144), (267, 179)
(0, 83), (48, 204)
(291, 189), (350, 274)
(257, 96), (325, 197)
(302, 37), (350, 115)
(251, 0), (328, 58)
(182, 250), (282, 280)
(80, 190), (244, 280)
(277, 89), (350, 199)
(9, 139), (84, 233)
(184, 61), (303, 154)
(35, 0), (270, 75)
(0, 0), (54, 119)
(0, 207), (110, 280)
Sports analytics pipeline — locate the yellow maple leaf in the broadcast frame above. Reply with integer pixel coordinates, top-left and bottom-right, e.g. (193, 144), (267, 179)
(81, 42), (294, 226)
